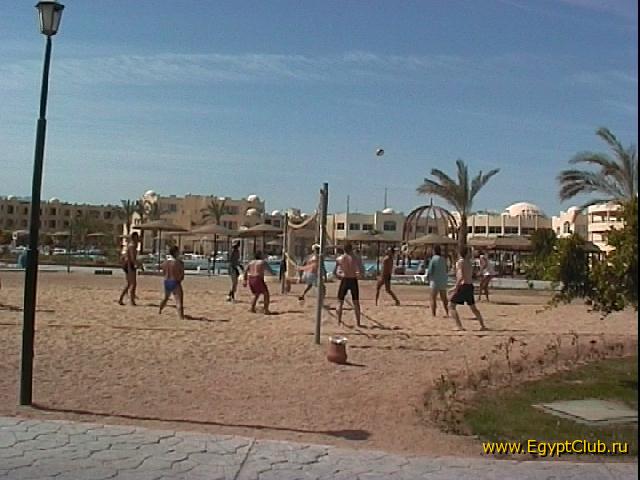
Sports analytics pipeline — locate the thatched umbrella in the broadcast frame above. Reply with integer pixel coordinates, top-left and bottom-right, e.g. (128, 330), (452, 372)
(408, 233), (457, 272)
(137, 220), (188, 266)
(346, 231), (393, 275)
(408, 233), (457, 246)
(238, 224), (282, 255)
(190, 223), (236, 273)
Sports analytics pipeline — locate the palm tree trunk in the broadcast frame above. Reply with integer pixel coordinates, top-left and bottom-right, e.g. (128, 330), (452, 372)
(458, 215), (468, 255)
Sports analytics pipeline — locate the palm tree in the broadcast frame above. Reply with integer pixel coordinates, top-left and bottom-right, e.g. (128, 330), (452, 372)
(134, 199), (147, 253)
(558, 127), (638, 208)
(118, 200), (136, 236)
(417, 159), (499, 253)
(201, 198), (227, 225)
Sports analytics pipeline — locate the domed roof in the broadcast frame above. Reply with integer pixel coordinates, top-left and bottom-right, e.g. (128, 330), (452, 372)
(382, 207), (395, 214)
(246, 208), (259, 216)
(49, 197), (60, 203)
(505, 202), (544, 217)
(144, 190), (157, 198)
(567, 206), (580, 212)
(271, 210), (281, 216)
(247, 194), (259, 202)
(7, 195), (15, 200)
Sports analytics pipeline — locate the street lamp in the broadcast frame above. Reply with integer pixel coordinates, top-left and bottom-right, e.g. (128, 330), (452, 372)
(20, 1), (65, 406)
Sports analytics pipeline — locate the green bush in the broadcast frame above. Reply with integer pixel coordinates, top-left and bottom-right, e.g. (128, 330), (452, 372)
(588, 199), (638, 314)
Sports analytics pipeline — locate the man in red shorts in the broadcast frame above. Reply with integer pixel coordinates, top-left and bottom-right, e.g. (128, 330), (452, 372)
(244, 251), (274, 314)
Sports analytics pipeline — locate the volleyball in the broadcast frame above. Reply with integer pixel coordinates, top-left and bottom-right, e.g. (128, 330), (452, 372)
(375, 148), (385, 157)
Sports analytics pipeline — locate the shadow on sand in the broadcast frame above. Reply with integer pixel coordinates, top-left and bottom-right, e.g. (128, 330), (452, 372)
(31, 404), (371, 441)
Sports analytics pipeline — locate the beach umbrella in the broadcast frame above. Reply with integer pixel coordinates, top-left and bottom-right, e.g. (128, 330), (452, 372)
(408, 233), (456, 246)
(345, 231), (391, 274)
(137, 220), (188, 266)
(238, 223), (282, 254)
(190, 223), (236, 274)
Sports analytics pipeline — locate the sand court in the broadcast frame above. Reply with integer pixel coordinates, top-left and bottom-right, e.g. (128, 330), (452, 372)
(0, 271), (636, 456)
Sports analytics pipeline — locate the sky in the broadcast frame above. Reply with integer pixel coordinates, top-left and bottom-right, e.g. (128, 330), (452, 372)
(0, 0), (637, 217)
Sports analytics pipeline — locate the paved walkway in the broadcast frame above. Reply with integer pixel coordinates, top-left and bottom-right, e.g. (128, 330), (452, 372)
(0, 416), (636, 479)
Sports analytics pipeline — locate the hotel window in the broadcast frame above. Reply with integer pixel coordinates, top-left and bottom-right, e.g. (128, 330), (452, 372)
(7, 206), (14, 214)
(22, 220), (28, 227)
(227, 206), (239, 215)
(6, 219), (14, 227)
(489, 226), (501, 234)
(362, 224), (373, 231)
(467, 226), (473, 233)
(563, 222), (571, 234)
(168, 204), (177, 213)
(504, 227), (518, 234)
(474, 226), (487, 234)
(383, 221), (396, 231)
(63, 221), (69, 227)
(49, 208), (56, 215)
(265, 219), (272, 225)
(336, 223), (345, 230)
(349, 223), (361, 231)
(64, 210), (70, 217)
(104, 211), (112, 220)
(521, 228), (535, 235)
(48, 220), (56, 228)
(24, 207), (29, 215)
(272, 220), (281, 227)
(427, 226), (436, 234)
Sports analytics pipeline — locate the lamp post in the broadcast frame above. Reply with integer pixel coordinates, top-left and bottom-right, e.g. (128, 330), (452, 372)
(20, 1), (64, 406)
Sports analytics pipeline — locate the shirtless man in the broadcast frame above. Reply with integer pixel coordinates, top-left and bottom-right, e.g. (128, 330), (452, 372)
(159, 245), (185, 319)
(334, 243), (362, 327)
(375, 247), (400, 306)
(448, 247), (487, 331)
(227, 241), (243, 303)
(477, 252), (496, 302)
(244, 251), (274, 314)
(118, 232), (140, 306)
(298, 245), (325, 301)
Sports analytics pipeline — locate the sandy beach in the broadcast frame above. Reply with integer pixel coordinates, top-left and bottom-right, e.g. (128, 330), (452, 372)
(0, 270), (636, 457)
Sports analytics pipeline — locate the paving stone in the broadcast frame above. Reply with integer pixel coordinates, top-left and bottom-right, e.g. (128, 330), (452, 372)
(0, 416), (637, 480)
(55, 466), (118, 480)
(0, 431), (17, 448)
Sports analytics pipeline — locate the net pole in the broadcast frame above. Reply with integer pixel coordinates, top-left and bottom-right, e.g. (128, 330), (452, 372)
(314, 183), (329, 345)
(281, 212), (288, 294)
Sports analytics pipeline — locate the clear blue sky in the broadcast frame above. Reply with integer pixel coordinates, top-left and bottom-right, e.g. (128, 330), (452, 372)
(1, 0), (637, 216)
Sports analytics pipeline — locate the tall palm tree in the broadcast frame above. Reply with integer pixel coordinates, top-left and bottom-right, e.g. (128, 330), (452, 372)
(118, 199), (136, 236)
(558, 127), (638, 208)
(201, 198), (227, 225)
(417, 159), (499, 253)
(134, 199), (147, 253)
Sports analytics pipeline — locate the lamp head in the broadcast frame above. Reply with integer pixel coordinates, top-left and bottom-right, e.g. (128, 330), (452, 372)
(36, 1), (64, 36)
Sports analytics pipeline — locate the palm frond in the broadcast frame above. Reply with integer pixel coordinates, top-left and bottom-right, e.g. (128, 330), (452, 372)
(470, 168), (500, 199)
(416, 180), (460, 210)
(429, 168), (459, 194)
(596, 127), (627, 162)
(569, 152), (618, 172)
(455, 160), (469, 208)
(558, 169), (624, 202)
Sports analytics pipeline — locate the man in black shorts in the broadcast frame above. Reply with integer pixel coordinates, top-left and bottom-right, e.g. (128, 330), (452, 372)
(334, 243), (362, 327)
(227, 241), (243, 303)
(448, 246), (487, 331)
(119, 232), (139, 306)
